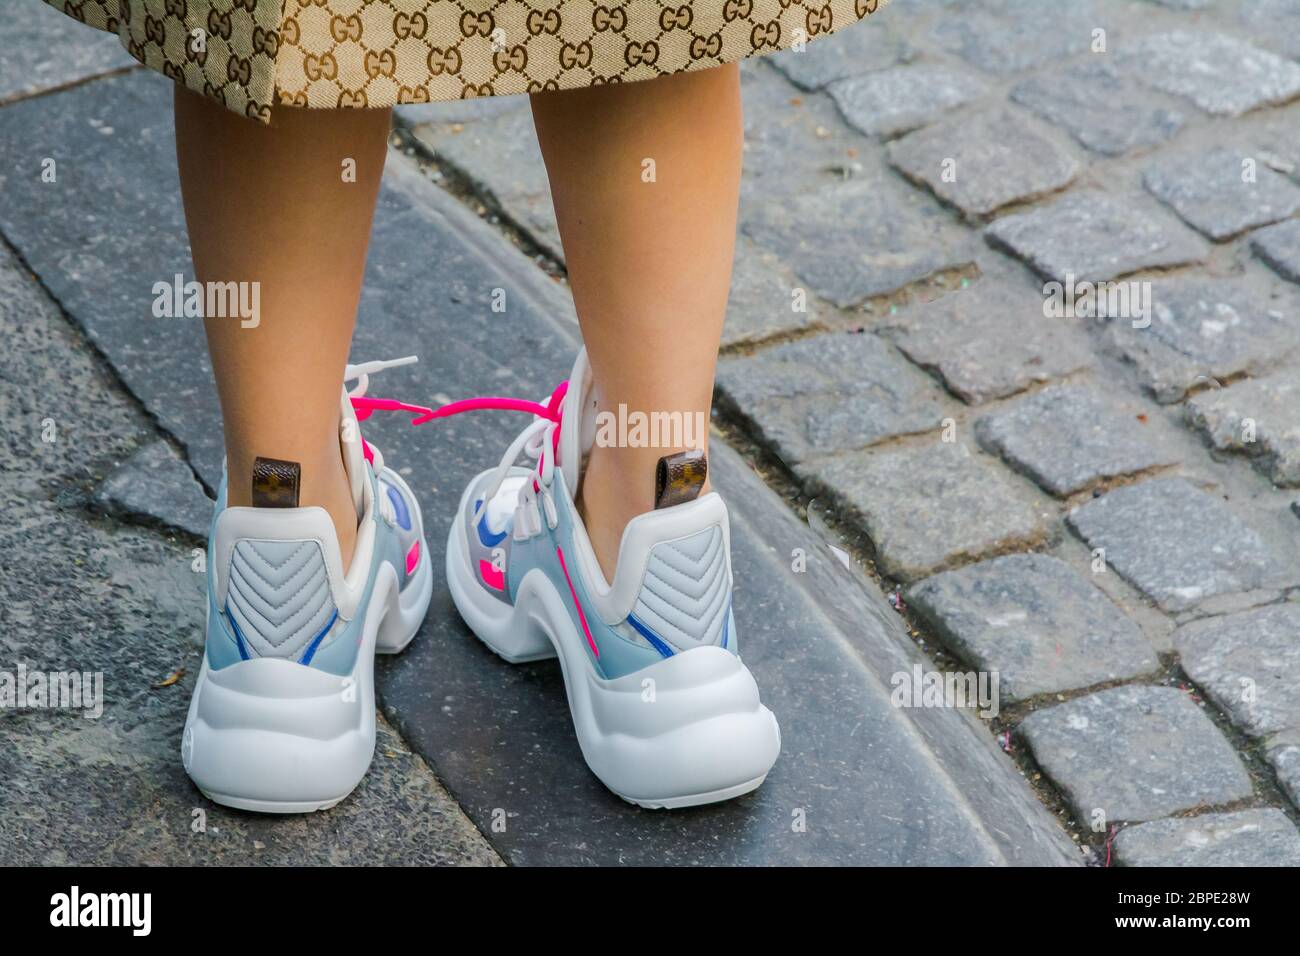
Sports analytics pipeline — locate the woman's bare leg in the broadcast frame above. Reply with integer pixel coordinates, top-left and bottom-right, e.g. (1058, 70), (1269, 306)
(530, 64), (742, 579)
(174, 89), (391, 568)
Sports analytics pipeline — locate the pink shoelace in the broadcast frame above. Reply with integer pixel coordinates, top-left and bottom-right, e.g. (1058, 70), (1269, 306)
(346, 356), (569, 510)
(348, 358), (589, 651)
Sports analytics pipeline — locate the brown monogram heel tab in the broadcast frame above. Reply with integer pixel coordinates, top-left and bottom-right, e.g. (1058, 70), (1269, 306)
(654, 449), (707, 510)
(252, 456), (301, 508)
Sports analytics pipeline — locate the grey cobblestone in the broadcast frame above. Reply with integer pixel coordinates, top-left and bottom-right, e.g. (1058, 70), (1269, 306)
(1235, 0), (1300, 62)
(744, 173), (973, 307)
(1271, 743), (1300, 810)
(1114, 809), (1300, 867)
(1067, 477), (1281, 612)
(829, 63), (989, 138)
(717, 332), (944, 467)
(890, 280), (1095, 405)
(1185, 373), (1300, 487)
(932, 6), (1095, 74)
(1104, 279), (1298, 403)
(91, 441), (213, 539)
(907, 553), (1158, 701)
(0, 0), (132, 105)
(812, 442), (1053, 582)
(985, 190), (1208, 283)
(1174, 603), (1300, 740)
(1142, 147), (1300, 241)
(975, 384), (1175, 497)
(1020, 685), (1254, 823)
(738, 62), (872, 206)
(887, 108), (1078, 219)
(1251, 217), (1300, 285)
(770, 20), (915, 90)
(724, 236), (820, 345)
(1120, 31), (1300, 117)
(1010, 60), (1186, 158)
(1252, 106), (1300, 179)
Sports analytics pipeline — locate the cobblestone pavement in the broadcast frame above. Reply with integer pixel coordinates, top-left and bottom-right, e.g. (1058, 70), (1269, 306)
(4, 0), (1300, 865)
(403, 0), (1300, 864)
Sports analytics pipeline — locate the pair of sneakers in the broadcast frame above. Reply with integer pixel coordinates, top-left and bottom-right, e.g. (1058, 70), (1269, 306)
(182, 348), (781, 812)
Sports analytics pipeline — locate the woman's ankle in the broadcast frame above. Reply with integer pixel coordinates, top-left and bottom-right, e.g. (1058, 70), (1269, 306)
(577, 443), (710, 582)
(577, 445), (641, 581)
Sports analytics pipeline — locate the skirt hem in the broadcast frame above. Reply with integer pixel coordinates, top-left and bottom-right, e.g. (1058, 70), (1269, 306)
(44, 0), (887, 122)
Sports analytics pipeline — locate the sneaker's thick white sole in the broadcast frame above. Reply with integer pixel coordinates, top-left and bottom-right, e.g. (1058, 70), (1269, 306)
(182, 539), (431, 814)
(446, 482), (780, 809)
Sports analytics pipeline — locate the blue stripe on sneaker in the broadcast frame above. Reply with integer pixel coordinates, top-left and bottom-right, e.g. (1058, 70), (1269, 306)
(225, 609), (251, 661)
(386, 484), (412, 531)
(626, 613), (675, 658)
(475, 498), (508, 547)
(299, 609), (340, 667)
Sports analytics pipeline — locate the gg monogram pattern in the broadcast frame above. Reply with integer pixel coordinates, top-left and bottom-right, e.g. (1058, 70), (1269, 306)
(45, 0), (886, 122)
(46, 0), (284, 119)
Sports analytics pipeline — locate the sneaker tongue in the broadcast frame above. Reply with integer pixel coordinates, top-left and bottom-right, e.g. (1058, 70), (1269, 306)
(558, 348), (599, 495)
(339, 387), (366, 521)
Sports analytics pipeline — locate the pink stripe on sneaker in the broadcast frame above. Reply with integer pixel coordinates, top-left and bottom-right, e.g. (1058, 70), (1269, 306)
(405, 540), (420, 575)
(555, 545), (598, 659)
(478, 559), (505, 591)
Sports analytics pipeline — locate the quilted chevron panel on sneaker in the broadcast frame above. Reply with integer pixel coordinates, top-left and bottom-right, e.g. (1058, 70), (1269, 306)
(225, 539), (337, 660)
(632, 526), (729, 650)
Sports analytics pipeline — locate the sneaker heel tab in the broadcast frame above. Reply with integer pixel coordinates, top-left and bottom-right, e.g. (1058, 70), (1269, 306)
(252, 456), (301, 508)
(654, 449), (707, 510)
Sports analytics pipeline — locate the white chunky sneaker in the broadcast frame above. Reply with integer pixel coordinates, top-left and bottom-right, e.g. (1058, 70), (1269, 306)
(182, 358), (433, 813)
(439, 348), (781, 808)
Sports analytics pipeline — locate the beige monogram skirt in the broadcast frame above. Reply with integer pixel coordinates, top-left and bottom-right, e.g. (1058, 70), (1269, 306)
(46, 0), (884, 122)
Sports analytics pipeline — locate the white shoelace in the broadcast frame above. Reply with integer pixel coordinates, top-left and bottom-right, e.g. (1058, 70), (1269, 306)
(344, 355), (424, 526)
(473, 414), (560, 534)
